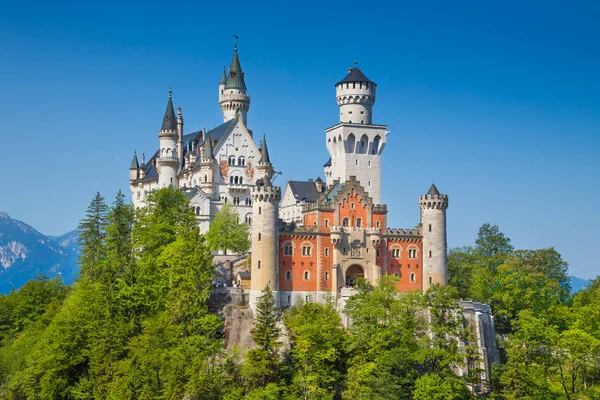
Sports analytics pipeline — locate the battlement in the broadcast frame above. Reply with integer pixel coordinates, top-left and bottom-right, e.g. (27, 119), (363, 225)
(220, 91), (250, 102)
(251, 185), (281, 202)
(158, 129), (177, 137)
(279, 224), (319, 234)
(419, 194), (448, 210)
(385, 227), (422, 237)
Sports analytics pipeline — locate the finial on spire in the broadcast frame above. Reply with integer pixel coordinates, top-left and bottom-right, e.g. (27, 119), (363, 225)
(233, 33), (239, 50)
(169, 85), (173, 99)
(354, 60), (358, 66)
(142, 152), (145, 164)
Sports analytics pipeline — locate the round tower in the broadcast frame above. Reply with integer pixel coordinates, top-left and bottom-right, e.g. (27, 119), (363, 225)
(249, 135), (281, 312)
(219, 45), (250, 126)
(157, 88), (180, 188)
(335, 65), (376, 125)
(419, 184), (449, 291)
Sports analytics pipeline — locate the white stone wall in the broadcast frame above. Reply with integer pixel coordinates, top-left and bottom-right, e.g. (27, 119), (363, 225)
(336, 81), (375, 124)
(325, 124), (387, 204)
(279, 183), (303, 224)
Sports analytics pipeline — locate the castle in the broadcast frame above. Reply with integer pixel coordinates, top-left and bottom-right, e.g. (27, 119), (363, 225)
(129, 45), (449, 309)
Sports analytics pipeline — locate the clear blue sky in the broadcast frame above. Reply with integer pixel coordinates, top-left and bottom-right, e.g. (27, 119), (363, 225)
(1, 1), (598, 279)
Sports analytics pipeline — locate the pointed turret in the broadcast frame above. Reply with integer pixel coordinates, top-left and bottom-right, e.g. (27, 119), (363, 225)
(225, 45), (246, 90)
(427, 183), (440, 195)
(259, 134), (271, 163)
(219, 45), (251, 125)
(202, 130), (214, 161)
(157, 87), (179, 188)
(129, 151), (139, 182)
(219, 67), (228, 85)
(161, 87), (177, 132)
(130, 151), (139, 170)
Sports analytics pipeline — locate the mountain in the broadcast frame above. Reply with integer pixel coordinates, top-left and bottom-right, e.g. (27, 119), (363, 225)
(0, 213), (78, 294)
(570, 276), (591, 294)
(48, 229), (80, 254)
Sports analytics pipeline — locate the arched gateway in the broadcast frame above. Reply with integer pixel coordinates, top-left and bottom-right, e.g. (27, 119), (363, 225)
(346, 264), (365, 286)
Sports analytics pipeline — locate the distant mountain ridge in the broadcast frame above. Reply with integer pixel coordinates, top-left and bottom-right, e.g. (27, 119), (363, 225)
(0, 213), (78, 294)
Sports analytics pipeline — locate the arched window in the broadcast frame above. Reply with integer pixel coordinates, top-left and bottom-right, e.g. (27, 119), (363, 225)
(372, 135), (381, 155)
(410, 273), (416, 282)
(245, 215), (252, 225)
(358, 134), (369, 154)
(283, 244), (293, 256)
(204, 175), (208, 183)
(285, 270), (292, 280)
(356, 218), (362, 227)
(234, 176), (239, 184)
(342, 217), (349, 227)
(303, 271), (310, 281)
(229, 176), (234, 184)
(195, 207), (200, 215)
(391, 247), (401, 258)
(302, 245), (312, 256)
(228, 156), (236, 166)
(408, 248), (418, 259)
(346, 133), (356, 153)
(238, 156), (246, 166)
(239, 177), (243, 185)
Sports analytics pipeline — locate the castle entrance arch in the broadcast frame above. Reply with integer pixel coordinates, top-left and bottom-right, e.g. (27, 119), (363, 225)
(346, 264), (365, 287)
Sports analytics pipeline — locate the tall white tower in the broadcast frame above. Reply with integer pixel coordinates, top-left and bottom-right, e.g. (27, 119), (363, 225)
(157, 88), (180, 188)
(219, 45), (250, 126)
(324, 66), (387, 204)
(249, 136), (281, 311)
(419, 184), (449, 291)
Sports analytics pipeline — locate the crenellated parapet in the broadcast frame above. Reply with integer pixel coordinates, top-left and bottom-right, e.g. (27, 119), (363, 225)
(251, 185), (280, 203)
(385, 226), (422, 238)
(419, 193), (448, 210)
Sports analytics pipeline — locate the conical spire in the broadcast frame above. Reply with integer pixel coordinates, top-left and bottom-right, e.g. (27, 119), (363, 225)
(161, 87), (177, 131)
(202, 129), (214, 161)
(259, 134), (271, 163)
(225, 45), (247, 90)
(427, 183), (440, 195)
(219, 67), (227, 85)
(130, 151), (139, 169)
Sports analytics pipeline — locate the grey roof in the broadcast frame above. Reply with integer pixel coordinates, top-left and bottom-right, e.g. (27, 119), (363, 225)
(237, 271), (251, 279)
(219, 68), (227, 85)
(336, 66), (375, 86)
(288, 181), (319, 203)
(130, 152), (139, 169)
(202, 131), (214, 160)
(161, 93), (177, 131)
(323, 157), (331, 167)
(225, 46), (247, 90)
(427, 183), (440, 195)
(259, 135), (271, 163)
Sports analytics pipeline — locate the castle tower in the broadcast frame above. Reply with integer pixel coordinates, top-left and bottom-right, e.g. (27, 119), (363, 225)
(219, 45), (250, 126)
(157, 88), (180, 188)
(129, 151), (139, 182)
(324, 65), (387, 204)
(199, 129), (217, 195)
(249, 135), (281, 311)
(419, 184), (449, 291)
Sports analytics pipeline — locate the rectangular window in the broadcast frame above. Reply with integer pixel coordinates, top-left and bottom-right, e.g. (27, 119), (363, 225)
(257, 261), (261, 269)
(376, 249), (380, 258)
(324, 219), (329, 227)
(325, 248), (330, 256)
(429, 224), (432, 232)
(258, 233), (261, 241)
(258, 207), (261, 215)
(325, 271), (329, 280)
(429, 250), (432, 258)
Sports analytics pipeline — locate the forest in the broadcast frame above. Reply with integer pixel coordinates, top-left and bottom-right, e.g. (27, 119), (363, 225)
(0, 187), (599, 399)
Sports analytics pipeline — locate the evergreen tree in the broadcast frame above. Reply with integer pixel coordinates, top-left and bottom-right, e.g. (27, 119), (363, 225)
(205, 202), (250, 254)
(243, 286), (282, 390)
(78, 192), (108, 282)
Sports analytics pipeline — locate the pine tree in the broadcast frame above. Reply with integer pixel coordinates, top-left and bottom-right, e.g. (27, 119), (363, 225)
(243, 286), (282, 389)
(78, 192), (108, 282)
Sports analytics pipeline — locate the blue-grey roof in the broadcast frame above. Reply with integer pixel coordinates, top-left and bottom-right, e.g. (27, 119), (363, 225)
(259, 135), (271, 163)
(427, 183), (440, 195)
(288, 181), (319, 203)
(162, 96), (177, 131)
(219, 68), (227, 85)
(323, 157), (331, 167)
(336, 66), (375, 86)
(130, 152), (139, 169)
(225, 46), (247, 90)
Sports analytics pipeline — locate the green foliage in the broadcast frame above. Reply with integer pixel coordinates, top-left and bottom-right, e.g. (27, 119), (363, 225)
(243, 286), (282, 389)
(284, 299), (348, 399)
(205, 202), (250, 254)
(78, 191), (108, 281)
(413, 373), (473, 400)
